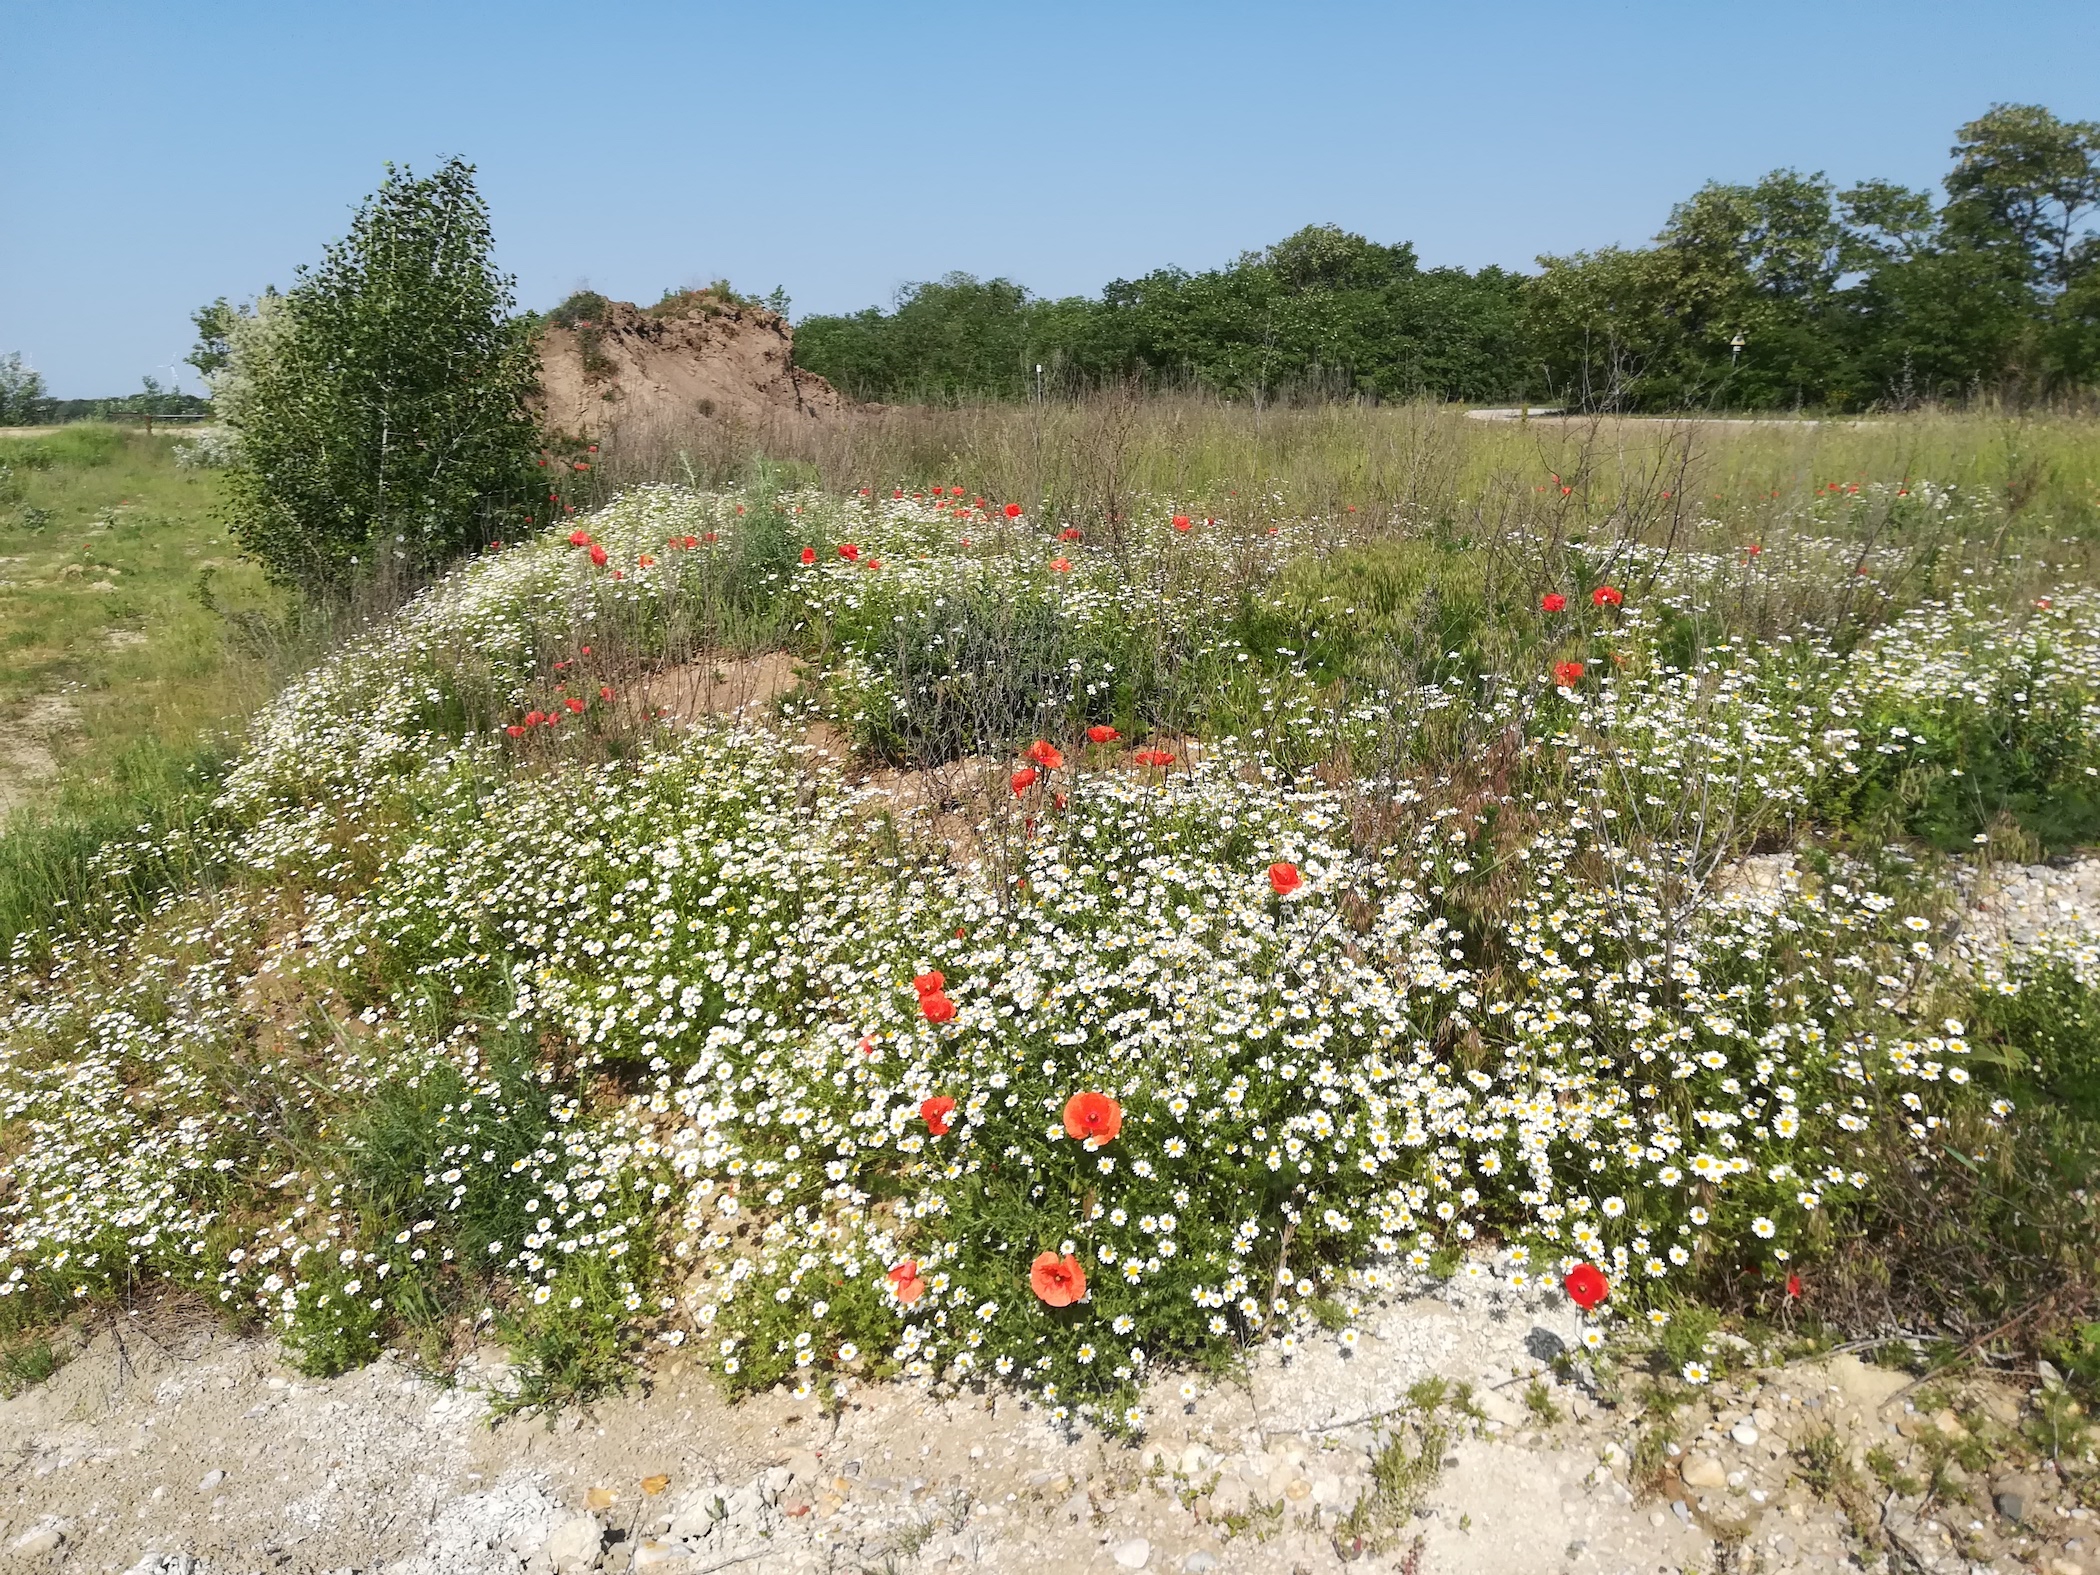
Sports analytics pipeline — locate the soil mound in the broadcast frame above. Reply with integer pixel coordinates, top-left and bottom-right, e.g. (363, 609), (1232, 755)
(534, 290), (845, 442)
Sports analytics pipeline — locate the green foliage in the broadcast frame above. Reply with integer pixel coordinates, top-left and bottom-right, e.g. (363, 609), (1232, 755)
(0, 353), (47, 426)
(798, 106), (2100, 412)
(795, 227), (1527, 404)
(223, 158), (543, 595)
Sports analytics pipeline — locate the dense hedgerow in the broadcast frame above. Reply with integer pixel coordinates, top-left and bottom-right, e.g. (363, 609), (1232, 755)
(0, 482), (2095, 1426)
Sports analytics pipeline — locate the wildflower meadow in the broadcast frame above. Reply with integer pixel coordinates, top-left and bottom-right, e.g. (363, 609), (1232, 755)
(1, 472), (2096, 1431)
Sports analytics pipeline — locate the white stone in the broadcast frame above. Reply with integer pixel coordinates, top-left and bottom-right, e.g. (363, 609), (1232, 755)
(1112, 1538), (1151, 1569)
(1681, 1454), (1727, 1489)
(1730, 1421), (1761, 1447)
(196, 1468), (225, 1492)
(11, 1528), (62, 1556)
(542, 1513), (605, 1574)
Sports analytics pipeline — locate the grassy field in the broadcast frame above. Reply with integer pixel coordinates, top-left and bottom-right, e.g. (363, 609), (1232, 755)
(0, 425), (283, 945)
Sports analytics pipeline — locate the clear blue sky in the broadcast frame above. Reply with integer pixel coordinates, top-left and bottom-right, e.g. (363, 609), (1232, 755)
(7, 0), (2097, 397)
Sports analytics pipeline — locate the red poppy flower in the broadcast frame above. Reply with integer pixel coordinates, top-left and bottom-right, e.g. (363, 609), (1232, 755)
(1267, 861), (1302, 896)
(2037, 597), (2053, 610)
(1540, 593), (1567, 613)
(1133, 749), (1176, 768)
(1746, 543), (1761, 555)
(1062, 1091), (1122, 1143)
(1086, 725), (1120, 744)
(1563, 1263), (1609, 1310)
(839, 543), (861, 561)
(1172, 514), (1192, 532)
(505, 724), (525, 738)
(1785, 1272), (1803, 1299)
(587, 444), (598, 453)
(589, 544), (609, 567)
(1050, 557), (1072, 573)
(1592, 585), (1623, 607)
(920, 1095), (956, 1136)
(1009, 766), (1038, 795)
(887, 1260), (925, 1305)
(638, 554), (657, 567)
(866, 558), (883, 571)
(1003, 502), (1022, 518)
(599, 685), (613, 701)
(574, 462), (590, 472)
(1030, 1251), (1086, 1307)
(1553, 661), (1585, 688)
(1059, 527), (1083, 542)
(800, 547), (816, 565)
(563, 696), (586, 714)
(893, 488), (904, 499)
(919, 990), (956, 1025)
(1026, 740), (1064, 770)
(913, 970), (945, 996)
(568, 529), (592, 547)
(698, 533), (712, 546)
(524, 710), (545, 726)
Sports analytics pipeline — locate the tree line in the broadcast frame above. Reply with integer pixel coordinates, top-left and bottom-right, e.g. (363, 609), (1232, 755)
(793, 104), (2100, 412)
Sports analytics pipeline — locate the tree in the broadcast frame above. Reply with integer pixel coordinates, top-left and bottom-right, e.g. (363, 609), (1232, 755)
(1943, 104), (2100, 290)
(187, 298), (240, 382)
(0, 354), (46, 426)
(224, 159), (541, 594)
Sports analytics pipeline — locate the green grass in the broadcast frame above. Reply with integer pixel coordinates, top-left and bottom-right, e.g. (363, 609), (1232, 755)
(0, 426), (285, 946)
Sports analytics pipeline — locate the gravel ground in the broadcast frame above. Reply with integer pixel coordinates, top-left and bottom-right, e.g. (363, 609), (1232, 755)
(3, 1272), (2088, 1575)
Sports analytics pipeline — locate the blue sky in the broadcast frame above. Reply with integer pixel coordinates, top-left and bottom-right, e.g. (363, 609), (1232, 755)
(7, 0), (2097, 396)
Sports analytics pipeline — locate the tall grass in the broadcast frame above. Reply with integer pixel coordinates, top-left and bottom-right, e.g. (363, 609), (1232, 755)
(561, 393), (2100, 569)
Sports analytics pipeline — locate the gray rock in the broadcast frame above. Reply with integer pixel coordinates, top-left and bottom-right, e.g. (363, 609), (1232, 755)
(1525, 1327), (1568, 1363)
